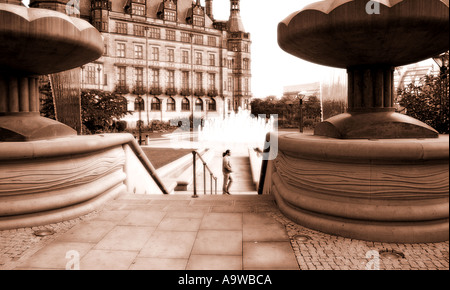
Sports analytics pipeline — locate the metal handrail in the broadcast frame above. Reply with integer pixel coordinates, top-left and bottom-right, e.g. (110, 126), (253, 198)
(192, 150), (218, 198)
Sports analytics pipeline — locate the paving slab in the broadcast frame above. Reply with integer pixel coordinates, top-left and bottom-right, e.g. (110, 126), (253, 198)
(139, 230), (197, 259)
(243, 241), (300, 270)
(192, 230), (243, 256)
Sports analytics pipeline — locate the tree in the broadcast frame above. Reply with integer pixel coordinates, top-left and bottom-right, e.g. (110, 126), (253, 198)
(251, 95), (322, 128)
(398, 68), (449, 134)
(81, 90), (130, 134)
(322, 99), (346, 120)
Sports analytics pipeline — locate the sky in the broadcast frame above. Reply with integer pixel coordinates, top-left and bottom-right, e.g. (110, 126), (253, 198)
(21, 0), (341, 98)
(211, 0), (336, 98)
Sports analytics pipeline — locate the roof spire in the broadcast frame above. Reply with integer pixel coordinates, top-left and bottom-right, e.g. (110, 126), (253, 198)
(228, 0), (245, 32)
(205, 0), (213, 19)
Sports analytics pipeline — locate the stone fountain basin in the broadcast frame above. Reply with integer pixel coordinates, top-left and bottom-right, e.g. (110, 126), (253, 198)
(278, 0), (449, 68)
(268, 132), (449, 243)
(0, 3), (103, 75)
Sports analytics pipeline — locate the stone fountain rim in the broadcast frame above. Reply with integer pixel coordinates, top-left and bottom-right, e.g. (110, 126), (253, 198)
(278, 0), (450, 68)
(275, 131), (449, 162)
(289, 0), (449, 18)
(0, 3), (104, 75)
(0, 3), (95, 32)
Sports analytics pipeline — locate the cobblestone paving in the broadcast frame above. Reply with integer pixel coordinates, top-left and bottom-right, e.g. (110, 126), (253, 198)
(1, 197), (448, 271)
(0, 211), (100, 270)
(269, 211), (449, 270)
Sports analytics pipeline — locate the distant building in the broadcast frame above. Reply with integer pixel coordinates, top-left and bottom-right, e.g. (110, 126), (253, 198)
(30, 0), (253, 127)
(283, 82), (320, 100)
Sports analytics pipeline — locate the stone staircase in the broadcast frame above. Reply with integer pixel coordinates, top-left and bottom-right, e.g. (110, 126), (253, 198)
(187, 151), (257, 195)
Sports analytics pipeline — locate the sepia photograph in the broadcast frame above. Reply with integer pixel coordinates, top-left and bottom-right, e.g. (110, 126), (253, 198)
(0, 0), (448, 278)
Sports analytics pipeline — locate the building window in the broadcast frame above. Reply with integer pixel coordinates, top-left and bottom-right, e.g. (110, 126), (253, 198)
(134, 45), (143, 59)
(181, 32), (191, 43)
(244, 43), (249, 53)
(195, 52), (202, 65)
(134, 97), (145, 111)
(118, 67), (126, 87)
(132, 4), (145, 16)
(243, 59), (250, 70)
(209, 54), (215, 66)
(164, 10), (176, 22)
(193, 15), (204, 27)
(193, 35), (203, 45)
(228, 77), (233, 92)
(208, 98), (216, 111)
(182, 50), (189, 64)
(182, 71), (190, 90)
(135, 67), (144, 90)
(134, 25), (145, 37)
(195, 98), (203, 111)
(117, 43), (126, 58)
(167, 97), (176, 112)
(151, 97), (161, 111)
(151, 69), (160, 88)
(228, 59), (234, 69)
(195, 72), (203, 91)
(148, 27), (161, 39)
(116, 22), (127, 34)
(167, 70), (175, 89)
(151, 47), (160, 61)
(167, 48), (175, 63)
(208, 73), (216, 90)
(94, 21), (108, 32)
(182, 98), (190, 111)
(208, 36), (217, 47)
(166, 30), (176, 41)
(85, 66), (96, 85)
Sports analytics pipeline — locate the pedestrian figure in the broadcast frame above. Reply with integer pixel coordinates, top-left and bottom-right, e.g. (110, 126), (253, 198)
(222, 150), (233, 195)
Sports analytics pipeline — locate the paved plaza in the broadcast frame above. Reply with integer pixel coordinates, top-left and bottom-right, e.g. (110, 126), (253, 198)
(1, 193), (448, 270)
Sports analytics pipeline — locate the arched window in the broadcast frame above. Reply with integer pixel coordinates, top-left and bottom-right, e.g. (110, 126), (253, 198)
(181, 98), (190, 111)
(167, 97), (176, 112)
(134, 97), (145, 111)
(151, 97), (161, 111)
(195, 98), (203, 111)
(207, 98), (216, 111)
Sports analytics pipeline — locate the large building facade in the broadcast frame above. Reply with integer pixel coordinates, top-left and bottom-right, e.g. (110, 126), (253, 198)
(30, 0), (252, 127)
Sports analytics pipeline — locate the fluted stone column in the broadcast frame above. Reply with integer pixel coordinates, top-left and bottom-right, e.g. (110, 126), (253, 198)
(347, 66), (394, 112)
(0, 75), (39, 114)
(313, 64), (439, 139)
(0, 73), (77, 141)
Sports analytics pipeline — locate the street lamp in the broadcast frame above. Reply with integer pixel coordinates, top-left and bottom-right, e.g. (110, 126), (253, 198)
(297, 91), (307, 133)
(190, 32), (195, 142)
(135, 95), (144, 145)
